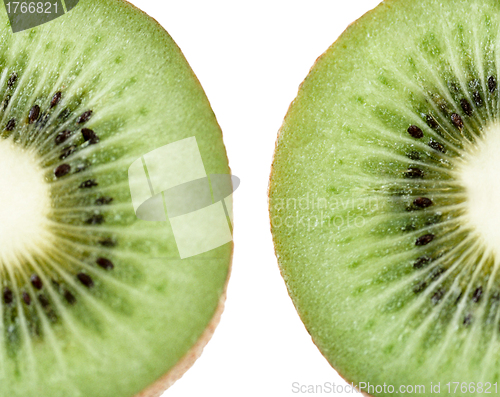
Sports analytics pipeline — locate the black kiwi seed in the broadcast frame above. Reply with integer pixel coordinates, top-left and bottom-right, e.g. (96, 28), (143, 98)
(3, 287), (13, 304)
(7, 72), (17, 87)
(98, 238), (116, 247)
(425, 214), (442, 226)
(431, 289), (445, 304)
(425, 114), (439, 129)
(95, 197), (113, 205)
(413, 256), (431, 269)
(429, 140), (446, 153)
(30, 275), (43, 290)
(408, 125), (424, 138)
(77, 110), (93, 124)
(413, 197), (433, 208)
(489, 76), (497, 93)
(431, 266), (445, 281)
(59, 145), (76, 160)
(77, 273), (94, 288)
(55, 130), (72, 145)
(64, 290), (76, 305)
(448, 81), (459, 93)
(86, 214), (104, 225)
(38, 294), (50, 308)
(54, 164), (71, 178)
(472, 286), (483, 303)
(451, 113), (463, 128)
(50, 91), (62, 108)
(22, 292), (31, 305)
(28, 105), (40, 124)
(58, 108), (70, 120)
(80, 179), (98, 189)
(405, 167), (424, 179)
(436, 97), (449, 112)
(416, 234), (435, 246)
(413, 280), (427, 294)
(5, 118), (15, 131)
(406, 151), (421, 161)
(96, 257), (114, 270)
(463, 314), (472, 326)
(81, 128), (99, 144)
(460, 98), (473, 116)
(473, 91), (483, 107)
(37, 112), (50, 129)
(2, 95), (10, 110)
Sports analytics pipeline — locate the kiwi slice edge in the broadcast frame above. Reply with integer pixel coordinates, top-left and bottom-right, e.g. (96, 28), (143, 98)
(0, 0), (233, 396)
(270, 0), (500, 394)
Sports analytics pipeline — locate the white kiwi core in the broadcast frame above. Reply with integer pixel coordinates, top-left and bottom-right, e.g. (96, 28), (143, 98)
(0, 139), (52, 266)
(460, 124), (500, 255)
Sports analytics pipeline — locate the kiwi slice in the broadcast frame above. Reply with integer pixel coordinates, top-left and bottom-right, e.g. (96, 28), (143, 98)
(0, 1), (232, 396)
(269, 0), (500, 393)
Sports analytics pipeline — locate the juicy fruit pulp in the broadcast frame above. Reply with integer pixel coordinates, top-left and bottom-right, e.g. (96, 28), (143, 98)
(0, 1), (232, 396)
(269, 0), (500, 394)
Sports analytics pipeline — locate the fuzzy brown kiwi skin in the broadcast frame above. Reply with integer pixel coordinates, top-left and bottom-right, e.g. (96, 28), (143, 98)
(86, 1), (234, 395)
(268, 1), (395, 396)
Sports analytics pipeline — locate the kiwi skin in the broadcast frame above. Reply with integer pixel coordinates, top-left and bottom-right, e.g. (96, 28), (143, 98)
(268, 1), (400, 395)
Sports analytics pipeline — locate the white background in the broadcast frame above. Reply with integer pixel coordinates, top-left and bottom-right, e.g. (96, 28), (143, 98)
(126, 1), (382, 396)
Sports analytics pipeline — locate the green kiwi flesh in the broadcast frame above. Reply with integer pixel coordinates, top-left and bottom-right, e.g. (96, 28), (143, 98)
(0, 1), (232, 396)
(270, 0), (500, 394)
